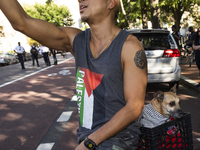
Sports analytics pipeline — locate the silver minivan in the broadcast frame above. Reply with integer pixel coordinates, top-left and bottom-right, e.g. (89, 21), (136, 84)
(128, 29), (181, 88)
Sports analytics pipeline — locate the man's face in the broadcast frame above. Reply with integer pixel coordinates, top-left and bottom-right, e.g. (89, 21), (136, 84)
(78, 0), (108, 23)
(172, 27), (175, 32)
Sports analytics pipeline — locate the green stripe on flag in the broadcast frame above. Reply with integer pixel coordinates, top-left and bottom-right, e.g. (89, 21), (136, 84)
(76, 67), (85, 127)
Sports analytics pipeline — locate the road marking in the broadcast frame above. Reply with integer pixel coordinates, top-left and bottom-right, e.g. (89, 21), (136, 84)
(36, 143), (55, 150)
(48, 73), (58, 77)
(197, 138), (200, 142)
(71, 95), (77, 101)
(57, 111), (73, 122)
(61, 67), (75, 70)
(59, 70), (71, 75)
(0, 57), (73, 88)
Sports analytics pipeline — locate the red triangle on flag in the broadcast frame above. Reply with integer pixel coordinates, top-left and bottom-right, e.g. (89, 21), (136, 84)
(80, 68), (104, 97)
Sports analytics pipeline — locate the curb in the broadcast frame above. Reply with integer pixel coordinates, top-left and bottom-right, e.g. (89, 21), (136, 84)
(180, 75), (200, 93)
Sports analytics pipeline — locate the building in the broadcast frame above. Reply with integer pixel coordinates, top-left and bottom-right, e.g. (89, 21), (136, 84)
(0, 0), (81, 52)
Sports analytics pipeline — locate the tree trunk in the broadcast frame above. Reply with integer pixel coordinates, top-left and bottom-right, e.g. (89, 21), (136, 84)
(141, 1), (148, 29)
(148, 0), (161, 29)
(173, 2), (184, 32)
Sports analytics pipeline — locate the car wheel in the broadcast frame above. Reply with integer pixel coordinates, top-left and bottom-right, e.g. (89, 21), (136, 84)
(169, 81), (179, 90)
(6, 59), (11, 65)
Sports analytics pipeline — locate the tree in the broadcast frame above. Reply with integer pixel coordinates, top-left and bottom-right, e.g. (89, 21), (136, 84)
(0, 26), (5, 37)
(140, 0), (149, 29)
(160, 0), (200, 31)
(117, 0), (142, 29)
(148, 0), (161, 29)
(190, 4), (200, 28)
(23, 2), (74, 45)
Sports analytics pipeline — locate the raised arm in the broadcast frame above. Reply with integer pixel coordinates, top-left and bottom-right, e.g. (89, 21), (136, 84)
(0, 0), (81, 53)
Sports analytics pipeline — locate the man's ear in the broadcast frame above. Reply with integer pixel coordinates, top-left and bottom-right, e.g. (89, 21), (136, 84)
(108, 0), (118, 9)
(153, 91), (164, 102)
(169, 84), (177, 94)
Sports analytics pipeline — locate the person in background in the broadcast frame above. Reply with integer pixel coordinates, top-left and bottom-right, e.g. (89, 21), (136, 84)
(0, 0), (147, 149)
(30, 43), (40, 67)
(184, 26), (196, 54)
(185, 26), (196, 47)
(193, 30), (200, 87)
(41, 45), (51, 66)
(14, 42), (25, 69)
(61, 50), (67, 58)
(49, 48), (57, 65)
(172, 25), (181, 49)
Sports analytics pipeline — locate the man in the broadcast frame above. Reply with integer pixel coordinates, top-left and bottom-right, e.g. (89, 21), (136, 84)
(40, 45), (51, 66)
(185, 26), (195, 47)
(184, 26), (196, 54)
(172, 25), (181, 49)
(30, 43), (40, 67)
(49, 48), (57, 65)
(0, 0), (147, 149)
(14, 42), (25, 69)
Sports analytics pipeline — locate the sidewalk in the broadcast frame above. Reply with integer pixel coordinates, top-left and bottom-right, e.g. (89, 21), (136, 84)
(180, 63), (200, 92)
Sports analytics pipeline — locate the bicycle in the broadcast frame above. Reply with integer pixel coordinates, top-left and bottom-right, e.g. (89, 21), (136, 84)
(180, 45), (195, 67)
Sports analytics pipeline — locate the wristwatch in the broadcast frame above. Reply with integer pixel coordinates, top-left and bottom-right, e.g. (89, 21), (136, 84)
(84, 137), (96, 150)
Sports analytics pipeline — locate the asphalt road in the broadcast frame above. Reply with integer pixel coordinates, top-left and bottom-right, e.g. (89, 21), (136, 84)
(0, 54), (200, 150)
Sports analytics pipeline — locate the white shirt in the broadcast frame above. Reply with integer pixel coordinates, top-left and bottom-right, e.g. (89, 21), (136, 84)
(14, 46), (25, 54)
(40, 46), (49, 53)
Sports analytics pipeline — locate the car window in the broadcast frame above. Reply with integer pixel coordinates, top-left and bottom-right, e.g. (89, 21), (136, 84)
(132, 33), (174, 50)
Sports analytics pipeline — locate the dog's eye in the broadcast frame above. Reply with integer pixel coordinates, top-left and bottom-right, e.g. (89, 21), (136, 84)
(169, 101), (175, 107)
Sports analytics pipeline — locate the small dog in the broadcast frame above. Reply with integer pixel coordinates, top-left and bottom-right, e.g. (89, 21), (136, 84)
(139, 84), (183, 128)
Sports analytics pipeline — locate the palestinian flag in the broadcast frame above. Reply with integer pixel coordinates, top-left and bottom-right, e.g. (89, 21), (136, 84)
(76, 67), (104, 129)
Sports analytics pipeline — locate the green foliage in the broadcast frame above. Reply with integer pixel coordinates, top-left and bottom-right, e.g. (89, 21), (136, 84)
(117, 0), (145, 29)
(118, 0), (200, 30)
(26, 37), (40, 47)
(0, 26), (5, 37)
(160, 0), (200, 30)
(23, 2), (74, 27)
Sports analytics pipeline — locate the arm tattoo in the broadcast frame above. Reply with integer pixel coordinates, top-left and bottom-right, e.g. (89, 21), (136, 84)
(134, 49), (147, 69)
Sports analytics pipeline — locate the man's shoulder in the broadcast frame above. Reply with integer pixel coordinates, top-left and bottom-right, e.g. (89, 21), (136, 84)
(124, 34), (143, 51)
(121, 34), (144, 61)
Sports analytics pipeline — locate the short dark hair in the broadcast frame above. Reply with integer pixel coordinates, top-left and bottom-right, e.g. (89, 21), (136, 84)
(188, 26), (193, 32)
(172, 25), (176, 29)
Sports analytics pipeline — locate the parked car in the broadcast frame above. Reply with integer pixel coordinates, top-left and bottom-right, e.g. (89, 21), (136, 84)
(24, 52), (32, 61)
(127, 29), (181, 88)
(0, 51), (19, 65)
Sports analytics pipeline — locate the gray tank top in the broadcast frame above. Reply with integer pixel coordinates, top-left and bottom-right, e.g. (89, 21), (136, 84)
(73, 29), (139, 140)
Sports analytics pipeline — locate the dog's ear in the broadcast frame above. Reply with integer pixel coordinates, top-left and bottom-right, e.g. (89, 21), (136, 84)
(153, 91), (164, 102)
(169, 84), (177, 94)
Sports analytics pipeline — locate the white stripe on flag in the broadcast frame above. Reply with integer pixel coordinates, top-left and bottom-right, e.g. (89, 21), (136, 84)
(83, 89), (94, 129)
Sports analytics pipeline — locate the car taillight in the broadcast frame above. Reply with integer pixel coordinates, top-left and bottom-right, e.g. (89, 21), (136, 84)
(163, 49), (180, 58)
(0, 56), (4, 59)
